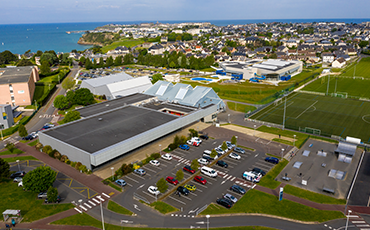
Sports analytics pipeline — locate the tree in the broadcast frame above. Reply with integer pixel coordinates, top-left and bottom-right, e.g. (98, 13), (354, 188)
(151, 73), (164, 84)
(221, 141), (228, 151)
(210, 149), (218, 159)
(156, 177), (168, 193)
(359, 41), (369, 48)
(23, 166), (57, 192)
(0, 158), (10, 179)
(188, 129), (198, 137)
(62, 77), (75, 91)
(114, 56), (123, 66)
(17, 59), (33, 67)
(66, 90), (76, 105)
(84, 58), (93, 70)
(18, 124), (28, 138)
(74, 88), (94, 105)
(53, 95), (69, 109)
(63, 111), (81, 123)
(40, 52), (57, 65)
(47, 186), (58, 203)
(176, 169), (184, 182)
(105, 56), (114, 67)
(0, 50), (18, 64)
(123, 54), (134, 64)
(5, 143), (15, 154)
(40, 61), (51, 75)
(191, 159), (199, 171)
(231, 136), (237, 145)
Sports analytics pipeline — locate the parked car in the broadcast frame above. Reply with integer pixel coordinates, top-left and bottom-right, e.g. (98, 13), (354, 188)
(198, 158), (209, 165)
(214, 147), (225, 155)
(149, 160), (160, 166)
(230, 185), (246, 194)
(265, 157), (279, 164)
(148, 186), (160, 195)
(166, 176), (179, 185)
(115, 179), (127, 187)
(45, 195), (61, 203)
(187, 140), (200, 147)
(177, 186), (190, 196)
(13, 177), (23, 183)
(199, 134), (209, 140)
(134, 168), (146, 176)
(194, 176), (207, 185)
(202, 155), (214, 162)
(229, 152), (241, 160)
(216, 160), (228, 168)
(22, 134), (34, 140)
(184, 184), (196, 192)
(252, 168), (266, 176)
(10, 171), (26, 178)
(179, 144), (190, 150)
(223, 193), (238, 203)
(234, 147), (245, 154)
(216, 198), (233, 208)
(226, 141), (235, 149)
(191, 137), (202, 143)
(38, 192), (48, 199)
(18, 181), (23, 187)
(183, 165), (196, 174)
(161, 153), (172, 160)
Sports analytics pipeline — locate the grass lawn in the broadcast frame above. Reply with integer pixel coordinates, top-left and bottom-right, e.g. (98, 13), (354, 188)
(101, 39), (145, 53)
(257, 126), (308, 148)
(0, 181), (74, 222)
(0, 148), (24, 156)
(227, 102), (257, 113)
(200, 67), (216, 72)
(107, 201), (133, 215)
(52, 213), (275, 230)
(284, 185), (346, 205)
(251, 92), (370, 143)
(150, 201), (177, 214)
(107, 182), (122, 192)
(340, 57), (370, 78)
(38, 68), (70, 83)
(236, 144), (255, 151)
(272, 138), (293, 146)
(201, 189), (344, 222)
(258, 159), (289, 189)
(28, 139), (39, 146)
(3, 156), (37, 162)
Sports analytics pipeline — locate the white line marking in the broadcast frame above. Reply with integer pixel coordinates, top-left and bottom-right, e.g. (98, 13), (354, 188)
(84, 203), (92, 209)
(80, 205), (87, 211)
(74, 207), (82, 213)
(92, 198), (100, 204)
(230, 177), (235, 181)
(168, 195), (186, 205)
(102, 192), (110, 198)
(295, 100), (318, 119)
(88, 200), (96, 206)
(125, 176), (139, 183)
(352, 221), (366, 224)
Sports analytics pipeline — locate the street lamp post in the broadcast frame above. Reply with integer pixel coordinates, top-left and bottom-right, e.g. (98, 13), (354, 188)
(99, 197), (105, 230)
(16, 160), (20, 172)
(254, 125), (256, 136)
(206, 215), (210, 230)
(228, 114), (230, 123)
(111, 167), (114, 181)
(345, 210), (352, 230)
(281, 148), (285, 159)
(159, 144), (161, 154)
(235, 136), (238, 146)
(293, 135), (296, 147)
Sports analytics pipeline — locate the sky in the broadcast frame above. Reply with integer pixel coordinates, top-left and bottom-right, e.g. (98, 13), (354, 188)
(1, 0), (370, 24)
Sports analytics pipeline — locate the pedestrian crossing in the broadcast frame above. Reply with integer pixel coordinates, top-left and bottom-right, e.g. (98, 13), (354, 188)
(350, 214), (370, 230)
(3, 137), (19, 146)
(73, 192), (111, 213)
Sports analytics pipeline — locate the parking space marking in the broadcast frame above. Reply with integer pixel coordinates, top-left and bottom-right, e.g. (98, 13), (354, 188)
(224, 161), (238, 166)
(180, 195), (192, 201)
(223, 174), (228, 178)
(194, 183), (208, 189)
(79, 205), (87, 211)
(142, 191), (156, 199)
(124, 176), (139, 183)
(189, 192), (197, 196)
(74, 207), (82, 213)
(131, 174), (146, 180)
(226, 175), (233, 180)
(125, 182), (133, 187)
(230, 177), (236, 181)
(196, 188), (203, 192)
(203, 175), (217, 182)
(143, 167), (157, 173)
(226, 157), (241, 163)
(168, 195), (187, 205)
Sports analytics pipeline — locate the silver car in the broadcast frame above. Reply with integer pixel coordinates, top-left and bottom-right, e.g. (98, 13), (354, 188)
(223, 193), (238, 203)
(134, 168), (146, 176)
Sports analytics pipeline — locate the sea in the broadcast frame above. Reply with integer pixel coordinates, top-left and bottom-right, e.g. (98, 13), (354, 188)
(0, 18), (369, 54)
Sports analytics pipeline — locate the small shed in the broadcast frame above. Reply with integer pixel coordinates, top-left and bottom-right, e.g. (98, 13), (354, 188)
(2, 209), (21, 221)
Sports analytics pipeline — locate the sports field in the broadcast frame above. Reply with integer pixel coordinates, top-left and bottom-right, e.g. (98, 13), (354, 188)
(340, 57), (370, 78)
(250, 92), (370, 143)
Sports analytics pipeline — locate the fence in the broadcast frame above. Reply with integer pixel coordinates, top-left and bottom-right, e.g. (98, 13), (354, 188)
(247, 119), (284, 130)
(133, 192), (150, 204)
(196, 204), (208, 216)
(298, 90), (326, 96)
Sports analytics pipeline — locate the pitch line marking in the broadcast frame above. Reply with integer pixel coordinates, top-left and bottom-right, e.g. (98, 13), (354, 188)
(295, 100), (318, 119)
(362, 115), (370, 124)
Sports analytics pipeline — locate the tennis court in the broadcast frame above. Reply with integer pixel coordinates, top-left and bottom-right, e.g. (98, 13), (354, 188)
(250, 92), (370, 143)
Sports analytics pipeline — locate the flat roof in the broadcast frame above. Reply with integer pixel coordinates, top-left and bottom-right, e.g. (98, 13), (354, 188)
(143, 102), (196, 113)
(44, 106), (178, 153)
(0, 66), (33, 84)
(76, 93), (156, 117)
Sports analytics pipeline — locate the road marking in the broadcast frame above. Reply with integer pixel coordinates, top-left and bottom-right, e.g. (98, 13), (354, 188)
(97, 196), (105, 202)
(230, 177), (236, 181)
(143, 167), (157, 173)
(189, 192), (197, 196)
(79, 205), (87, 211)
(134, 204), (141, 211)
(223, 175), (228, 178)
(142, 191), (156, 199)
(84, 203), (92, 209)
(88, 200), (96, 206)
(221, 180), (226, 185)
(92, 198), (100, 204)
(357, 224), (370, 227)
(352, 221), (366, 224)
(168, 195), (186, 205)
(226, 175), (232, 180)
(74, 207), (82, 213)
(188, 208), (198, 214)
(137, 184), (145, 190)
(102, 193), (110, 198)
(131, 173), (146, 180)
(125, 176), (139, 183)
(121, 220), (133, 224)
(180, 195), (192, 201)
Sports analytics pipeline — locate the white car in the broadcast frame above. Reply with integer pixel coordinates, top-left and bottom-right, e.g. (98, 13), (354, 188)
(229, 152), (241, 160)
(18, 181), (23, 187)
(13, 177), (23, 183)
(149, 160), (160, 166)
(215, 147), (225, 155)
(148, 186), (160, 195)
(161, 153), (172, 161)
(191, 137), (202, 143)
(198, 158), (209, 165)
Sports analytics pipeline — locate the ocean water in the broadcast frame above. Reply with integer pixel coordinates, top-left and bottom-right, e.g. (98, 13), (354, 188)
(1, 19), (369, 54)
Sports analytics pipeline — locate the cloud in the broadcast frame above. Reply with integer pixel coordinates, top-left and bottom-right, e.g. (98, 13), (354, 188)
(97, 5), (120, 9)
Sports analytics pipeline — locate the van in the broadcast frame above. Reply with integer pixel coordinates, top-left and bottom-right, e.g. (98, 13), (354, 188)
(201, 166), (218, 178)
(243, 171), (262, 183)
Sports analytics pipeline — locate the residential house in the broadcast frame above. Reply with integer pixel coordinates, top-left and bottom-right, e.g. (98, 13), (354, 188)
(322, 52), (335, 63)
(332, 57), (346, 68)
(148, 44), (165, 55)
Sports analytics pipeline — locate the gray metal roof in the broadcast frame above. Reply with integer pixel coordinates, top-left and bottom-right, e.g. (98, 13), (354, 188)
(0, 66), (34, 84)
(335, 142), (357, 156)
(81, 72), (133, 88)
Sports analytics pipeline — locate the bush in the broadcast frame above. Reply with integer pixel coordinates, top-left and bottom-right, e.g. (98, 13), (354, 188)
(54, 151), (61, 160)
(103, 180), (110, 185)
(75, 162), (82, 170)
(168, 143), (177, 151)
(70, 161), (76, 167)
(151, 153), (160, 159)
(60, 155), (68, 163)
(49, 149), (57, 158)
(43, 145), (53, 154)
(119, 163), (133, 175)
(35, 143), (43, 151)
(65, 159), (71, 165)
(189, 129), (198, 137)
(78, 164), (87, 173)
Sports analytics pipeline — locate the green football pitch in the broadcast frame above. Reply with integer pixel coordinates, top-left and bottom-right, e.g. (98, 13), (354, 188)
(250, 92), (370, 143)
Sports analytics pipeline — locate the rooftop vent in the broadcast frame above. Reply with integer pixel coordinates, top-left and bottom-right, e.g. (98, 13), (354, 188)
(98, 118), (103, 121)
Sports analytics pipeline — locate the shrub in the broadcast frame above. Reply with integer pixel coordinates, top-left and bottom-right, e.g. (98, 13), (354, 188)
(75, 162), (82, 170)
(78, 164), (87, 173)
(151, 153), (160, 159)
(168, 143), (177, 151)
(103, 180), (110, 185)
(120, 163), (133, 175)
(43, 145), (53, 154)
(70, 161), (76, 167)
(35, 143), (43, 151)
(65, 159), (71, 165)
(49, 149), (57, 158)
(60, 155), (68, 162)
(54, 151), (62, 160)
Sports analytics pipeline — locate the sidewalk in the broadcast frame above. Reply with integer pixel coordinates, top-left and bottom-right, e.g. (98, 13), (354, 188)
(93, 121), (211, 179)
(222, 124), (295, 142)
(15, 142), (116, 196)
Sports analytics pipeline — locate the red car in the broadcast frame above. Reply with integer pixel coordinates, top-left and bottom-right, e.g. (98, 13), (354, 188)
(183, 165), (196, 174)
(166, 176), (179, 185)
(194, 176), (207, 185)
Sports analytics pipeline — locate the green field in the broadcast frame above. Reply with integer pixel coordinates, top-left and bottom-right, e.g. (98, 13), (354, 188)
(340, 57), (370, 78)
(227, 102), (257, 113)
(250, 92), (370, 143)
(101, 39), (145, 53)
(303, 76), (370, 99)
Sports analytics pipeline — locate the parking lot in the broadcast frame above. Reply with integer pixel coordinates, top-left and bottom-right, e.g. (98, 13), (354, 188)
(115, 136), (279, 214)
(277, 139), (362, 199)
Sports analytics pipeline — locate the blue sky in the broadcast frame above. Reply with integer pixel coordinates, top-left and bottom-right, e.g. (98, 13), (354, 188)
(1, 0), (370, 24)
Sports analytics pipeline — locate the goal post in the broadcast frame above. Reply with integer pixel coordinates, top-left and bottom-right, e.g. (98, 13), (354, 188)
(331, 92), (348, 99)
(300, 127), (321, 135)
